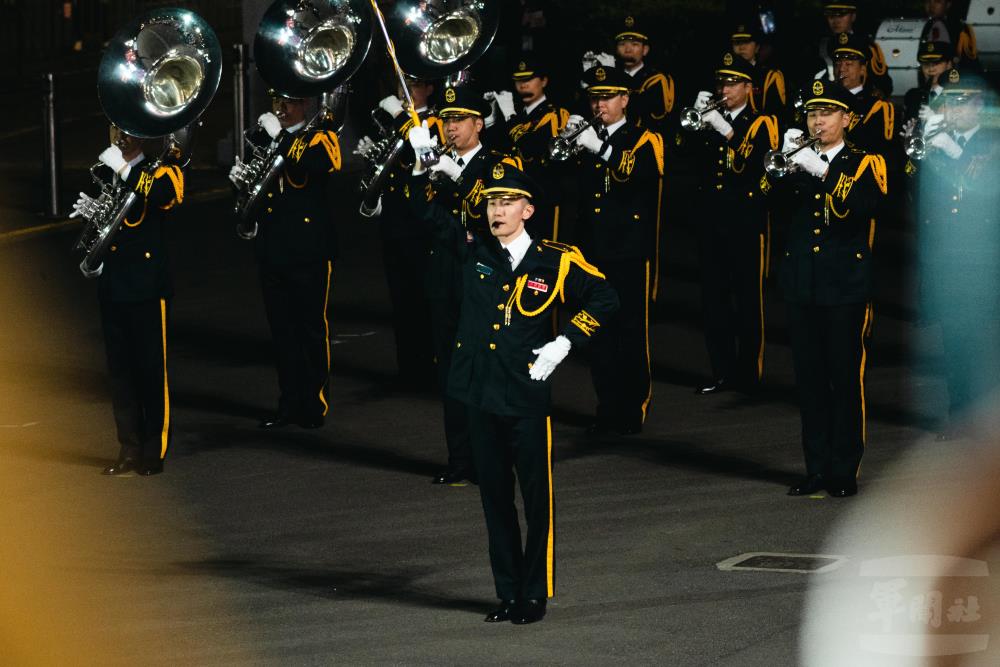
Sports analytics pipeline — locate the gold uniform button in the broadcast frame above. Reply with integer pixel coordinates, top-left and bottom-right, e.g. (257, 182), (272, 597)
(456, 342), (462, 348)
(594, 193), (601, 198)
(718, 146), (724, 152)
(812, 246), (820, 253)
(110, 245), (117, 252)
(856, 252), (863, 259)
(452, 209), (459, 215)
(952, 208), (959, 214)
(594, 208), (601, 213)
(267, 207), (273, 213)
(502, 284), (510, 291)
(527, 362), (533, 369)
(814, 194), (821, 200)
(267, 193), (273, 198)
(497, 304), (504, 311)
(717, 160), (723, 165)
(304, 217), (310, 222)
(813, 228), (821, 235)
(480, 274), (485, 279)
(493, 324), (500, 330)
(715, 184), (723, 191)
(633, 214), (640, 220)
(144, 251), (151, 259)
(716, 172), (723, 177)
(489, 343), (497, 350)
(813, 211), (821, 217)
(748, 192), (754, 198)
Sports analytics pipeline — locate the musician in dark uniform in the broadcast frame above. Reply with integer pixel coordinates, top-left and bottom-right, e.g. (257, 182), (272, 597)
(486, 55), (570, 241)
(911, 68), (1000, 432)
(682, 53), (779, 394)
(357, 78), (442, 388)
(902, 40), (953, 125)
(232, 92), (341, 430)
(614, 15), (675, 132)
(572, 66), (665, 435)
(72, 125), (185, 476)
(811, 2), (893, 99)
(402, 150), (618, 624)
(760, 80), (887, 497)
(729, 22), (788, 122)
(921, 0), (979, 68)
(407, 85), (523, 486)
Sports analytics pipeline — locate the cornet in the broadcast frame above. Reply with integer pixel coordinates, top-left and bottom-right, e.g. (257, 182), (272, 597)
(548, 114), (603, 161)
(680, 97), (727, 131)
(904, 119), (950, 161)
(763, 134), (822, 178)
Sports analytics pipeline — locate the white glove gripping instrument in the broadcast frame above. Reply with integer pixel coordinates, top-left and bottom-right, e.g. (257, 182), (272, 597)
(917, 104), (936, 122)
(566, 113), (585, 128)
(694, 90), (713, 111)
(782, 128), (804, 153)
(69, 192), (96, 219)
(430, 152), (463, 181)
(790, 147), (830, 178)
(354, 135), (375, 156)
(529, 336), (572, 381)
(702, 109), (732, 137)
(492, 90), (516, 121)
(378, 95), (405, 119)
(581, 51), (615, 71)
(228, 157), (243, 186)
(922, 112), (946, 137)
(929, 131), (964, 159)
(258, 112), (282, 139)
(98, 145), (130, 179)
(407, 121), (438, 175)
(576, 125), (604, 154)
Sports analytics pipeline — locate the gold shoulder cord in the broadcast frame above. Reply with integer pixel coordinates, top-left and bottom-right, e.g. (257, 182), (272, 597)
(504, 247), (605, 325)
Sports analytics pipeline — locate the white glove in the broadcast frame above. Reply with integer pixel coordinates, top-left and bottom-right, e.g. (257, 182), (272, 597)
(354, 135), (376, 156)
(378, 95), (405, 119)
(407, 122), (437, 154)
(98, 145), (129, 177)
(923, 112), (946, 137)
(581, 50), (615, 71)
(228, 157), (243, 186)
(917, 104), (936, 122)
(782, 128), (804, 152)
(359, 196), (383, 218)
(430, 153), (463, 181)
(69, 192), (95, 219)
(790, 148), (829, 178)
(702, 109), (732, 137)
(258, 112), (282, 139)
(694, 90), (713, 111)
(566, 114), (585, 128)
(493, 90), (516, 121)
(576, 125), (604, 154)
(529, 335), (572, 381)
(929, 131), (963, 159)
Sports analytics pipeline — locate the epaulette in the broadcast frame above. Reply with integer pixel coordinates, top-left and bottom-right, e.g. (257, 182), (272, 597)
(862, 99), (894, 140)
(540, 239), (573, 253)
(624, 129), (665, 176)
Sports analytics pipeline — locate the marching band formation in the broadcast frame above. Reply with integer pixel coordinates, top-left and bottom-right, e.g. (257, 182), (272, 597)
(67, 1), (1000, 625)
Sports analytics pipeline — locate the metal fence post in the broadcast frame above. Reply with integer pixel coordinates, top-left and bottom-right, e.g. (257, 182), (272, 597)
(42, 72), (62, 219)
(233, 42), (248, 162)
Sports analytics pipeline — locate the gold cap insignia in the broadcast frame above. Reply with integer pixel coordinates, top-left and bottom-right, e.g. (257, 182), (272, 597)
(722, 52), (734, 66)
(838, 32), (849, 45)
(949, 68), (960, 83)
(812, 80), (824, 95)
(927, 43), (936, 52)
(518, 61), (526, 71)
(595, 67), (606, 82)
(445, 87), (456, 103)
(492, 163), (505, 180)
(624, 15), (635, 28)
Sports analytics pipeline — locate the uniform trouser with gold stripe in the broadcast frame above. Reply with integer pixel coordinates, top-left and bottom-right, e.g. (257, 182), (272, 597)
(786, 302), (867, 481)
(589, 258), (652, 429)
(697, 222), (766, 385)
(467, 406), (553, 601)
(260, 260), (332, 421)
(100, 297), (171, 468)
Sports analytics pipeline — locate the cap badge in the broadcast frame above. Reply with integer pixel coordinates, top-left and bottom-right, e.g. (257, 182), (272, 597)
(595, 67), (606, 82)
(812, 80), (824, 95)
(927, 43), (936, 52)
(445, 87), (456, 103)
(492, 163), (505, 180)
(518, 61), (526, 71)
(838, 32), (849, 45)
(722, 52), (734, 66)
(624, 15), (635, 28)
(949, 68), (960, 83)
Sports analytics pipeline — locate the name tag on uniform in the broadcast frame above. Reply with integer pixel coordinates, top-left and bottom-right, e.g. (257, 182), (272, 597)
(527, 278), (548, 293)
(476, 262), (494, 276)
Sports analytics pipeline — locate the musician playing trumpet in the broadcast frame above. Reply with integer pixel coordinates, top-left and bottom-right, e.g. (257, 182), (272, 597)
(760, 79), (887, 498)
(682, 52), (779, 396)
(571, 65), (664, 436)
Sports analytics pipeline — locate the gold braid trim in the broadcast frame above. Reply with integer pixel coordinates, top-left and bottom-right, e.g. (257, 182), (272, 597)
(626, 130), (665, 176)
(825, 193), (851, 219)
(641, 73), (674, 117)
(534, 111), (561, 138)
(309, 131), (342, 172)
(764, 69), (786, 107)
(854, 154), (888, 194)
(869, 43), (888, 75)
(153, 165), (184, 205)
(863, 100), (894, 141)
(505, 246), (605, 323)
(738, 115), (780, 159)
(959, 27), (978, 59)
(569, 310), (601, 336)
(558, 108), (570, 131)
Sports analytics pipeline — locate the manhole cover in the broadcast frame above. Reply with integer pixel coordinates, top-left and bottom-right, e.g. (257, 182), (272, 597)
(717, 552), (848, 574)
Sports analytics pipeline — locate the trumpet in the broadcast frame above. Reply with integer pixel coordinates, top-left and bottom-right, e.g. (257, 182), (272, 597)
(763, 134), (822, 178)
(680, 97), (727, 131)
(904, 119), (950, 161)
(425, 141), (457, 183)
(548, 113), (603, 161)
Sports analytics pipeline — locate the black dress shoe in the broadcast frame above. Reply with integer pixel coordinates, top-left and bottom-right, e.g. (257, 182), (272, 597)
(787, 474), (826, 496)
(826, 479), (858, 497)
(138, 462), (164, 476)
(297, 416), (324, 429)
(511, 598), (546, 625)
(102, 459), (137, 476)
(258, 414), (292, 429)
(484, 599), (518, 623)
(432, 468), (475, 486)
(696, 379), (728, 395)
